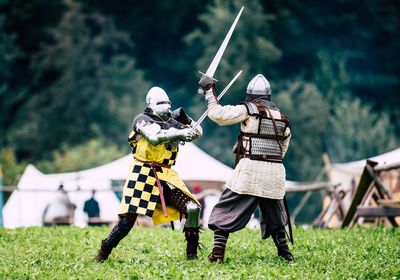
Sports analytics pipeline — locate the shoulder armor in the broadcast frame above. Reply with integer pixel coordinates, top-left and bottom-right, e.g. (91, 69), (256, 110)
(241, 102), (259, 116)
(280, 112), (290, 127)
(132, 113), (154, 131)
(171, 107), (193, 126)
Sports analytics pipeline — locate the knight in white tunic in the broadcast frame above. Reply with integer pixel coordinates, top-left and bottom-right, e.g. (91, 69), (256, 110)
(199, 73), (294, 263)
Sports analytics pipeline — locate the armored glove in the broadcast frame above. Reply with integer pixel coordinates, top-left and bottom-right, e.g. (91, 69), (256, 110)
(137, 121), (199, 145)
(178, 127), (198, 142)
(198, 74), (216, 95)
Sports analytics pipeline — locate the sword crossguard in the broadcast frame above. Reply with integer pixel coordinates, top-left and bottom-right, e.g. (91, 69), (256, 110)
(193, 69), (242, 130)
(198, 71), (218, 82)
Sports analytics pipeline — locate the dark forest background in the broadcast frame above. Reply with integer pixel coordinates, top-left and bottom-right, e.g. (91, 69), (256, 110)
(1, 0), (399, 223)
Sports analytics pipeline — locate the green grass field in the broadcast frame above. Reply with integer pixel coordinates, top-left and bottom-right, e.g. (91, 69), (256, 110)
(0, 226), (399, 279)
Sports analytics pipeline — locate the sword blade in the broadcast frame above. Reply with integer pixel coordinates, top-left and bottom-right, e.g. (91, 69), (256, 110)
(193, 70), (242, 130)
(205, 7), (244, 78)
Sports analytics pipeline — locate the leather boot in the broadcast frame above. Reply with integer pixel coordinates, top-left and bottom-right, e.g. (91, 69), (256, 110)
(208, 247), (225, 264)
(272, 229), (294, 263)
(95, 214), (136, 262)
(184, 227), (200, 260)
(95, 239), (114, 262)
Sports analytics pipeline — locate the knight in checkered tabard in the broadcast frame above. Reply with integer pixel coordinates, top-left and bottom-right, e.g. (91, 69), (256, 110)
(199, 74), (294, 263)
(95, 87), (203, 262)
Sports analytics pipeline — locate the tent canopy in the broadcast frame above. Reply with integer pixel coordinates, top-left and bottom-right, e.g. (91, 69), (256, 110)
(331, 148), (400, 177)
(16, 142), (233, 192)
(330, 148), (400, 191)
(3, 143), (233, 228)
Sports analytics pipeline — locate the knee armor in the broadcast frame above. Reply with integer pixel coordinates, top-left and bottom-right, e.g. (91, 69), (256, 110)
(185, 201), (201, 228)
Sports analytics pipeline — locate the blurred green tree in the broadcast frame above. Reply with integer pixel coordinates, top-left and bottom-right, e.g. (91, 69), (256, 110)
(0, 148), (25, 186)
(312, 48), (399, 163)
(266, 0), (400, 102)
(327, 97), (399, 163)
(0, 0), (398, 188)
(83, 0), (210, 94)
(0, 15), (19, 95)
(36, 139), (125, 173)
(8, 0), (149, 161)
(0, 15), (25, 148)
(274, 80), (330, 181)
(184, 0), (282, 166)
(275, 78), (399, 223)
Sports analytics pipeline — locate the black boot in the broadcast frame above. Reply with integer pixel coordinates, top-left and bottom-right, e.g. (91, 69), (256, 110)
(272, 229), (294, 263)
(95, 214), (136, 262)
(208, 247), (225, 264)
(95, 239), (114, 262)
(184, 227), (200, 260)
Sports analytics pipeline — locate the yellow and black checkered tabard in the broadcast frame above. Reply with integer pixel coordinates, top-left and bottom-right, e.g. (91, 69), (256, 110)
(128, 134), (179, 166)
(161, 144), (178, 166)
(122, 163), (162, 217)
(119, 158), (200, 225)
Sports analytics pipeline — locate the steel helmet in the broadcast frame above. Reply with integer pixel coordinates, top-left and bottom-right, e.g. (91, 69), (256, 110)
(145, 87), (171, 117)
(246, 74), (271, 96)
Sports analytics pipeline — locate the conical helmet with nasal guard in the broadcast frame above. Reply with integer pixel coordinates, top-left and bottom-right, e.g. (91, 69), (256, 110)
(246, 74), (271, 96)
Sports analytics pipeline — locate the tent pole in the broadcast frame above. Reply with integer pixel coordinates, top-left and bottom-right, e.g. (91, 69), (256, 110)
(291, 190), (312, 224)
(322, 153), (333, 183)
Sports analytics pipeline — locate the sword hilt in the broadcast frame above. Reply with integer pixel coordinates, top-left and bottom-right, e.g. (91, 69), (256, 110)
(198, 71), (218, 82)
(192, 70), (242, 130)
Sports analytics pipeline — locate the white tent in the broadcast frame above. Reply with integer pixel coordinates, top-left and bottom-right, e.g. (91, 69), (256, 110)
(3, 143), (233, 228)
(318, 148), (400, 227)
(330, 148), (400, 194)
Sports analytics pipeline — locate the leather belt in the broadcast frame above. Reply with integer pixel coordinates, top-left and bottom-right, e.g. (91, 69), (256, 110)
(243, 154), (283, 163)
(135, 159), (170, 217)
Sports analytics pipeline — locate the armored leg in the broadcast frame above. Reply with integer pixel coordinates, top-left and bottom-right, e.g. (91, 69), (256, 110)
(272, 228), (294, 263)
(166, 187), (201, 260)
(184, 201), (201, 260)
(95, 213), (137, 262)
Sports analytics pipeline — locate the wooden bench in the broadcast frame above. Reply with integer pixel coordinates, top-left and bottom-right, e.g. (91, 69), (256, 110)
(356, 205), (400, 218)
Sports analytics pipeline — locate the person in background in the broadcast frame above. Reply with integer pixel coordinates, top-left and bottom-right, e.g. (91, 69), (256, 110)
(84, 190), (101, 226)
(43, 184), (76, 226)
(199, 73), (294, 263)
